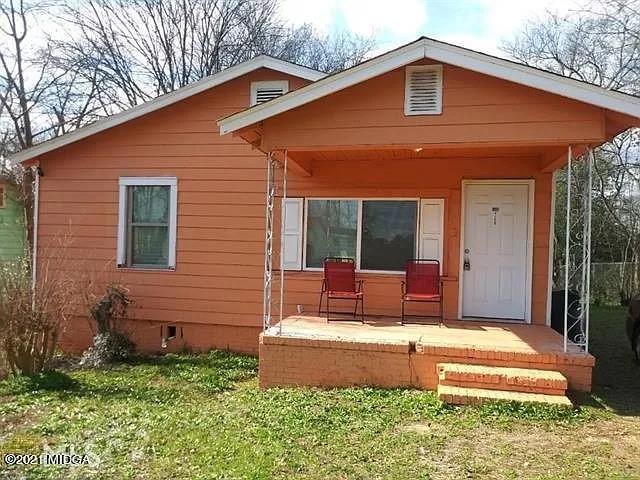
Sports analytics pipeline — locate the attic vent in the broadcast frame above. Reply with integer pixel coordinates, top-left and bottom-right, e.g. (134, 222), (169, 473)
(404, 65), (443, 115)
(250, 80), (289, 106)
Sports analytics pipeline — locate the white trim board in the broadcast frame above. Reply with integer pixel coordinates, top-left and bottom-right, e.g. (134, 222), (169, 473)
(11, 56), (325, 164)
(457, 179), (535, 323)
(546, 171), (558, 326)
(218, 37), (640, 135)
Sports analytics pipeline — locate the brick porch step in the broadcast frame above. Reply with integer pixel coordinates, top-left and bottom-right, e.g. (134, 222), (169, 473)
(437, 363), (568, 395)
(437, 384), (573, 407)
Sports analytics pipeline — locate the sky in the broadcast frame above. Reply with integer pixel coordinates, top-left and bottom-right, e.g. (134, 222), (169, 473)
(279, 0), (580, 57)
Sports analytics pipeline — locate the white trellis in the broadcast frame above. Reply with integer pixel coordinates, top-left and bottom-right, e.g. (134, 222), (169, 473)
(561, 146), (594, 353)
(262, 151), (288, 334)
(263, 153), (276, 332)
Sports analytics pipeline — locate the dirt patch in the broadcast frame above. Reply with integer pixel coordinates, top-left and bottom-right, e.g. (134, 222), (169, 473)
(402, 417), (640, 480)
(0, 405), (42, 444)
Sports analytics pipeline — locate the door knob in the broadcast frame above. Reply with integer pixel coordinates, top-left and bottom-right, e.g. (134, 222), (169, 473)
(464, 248), (471, 271)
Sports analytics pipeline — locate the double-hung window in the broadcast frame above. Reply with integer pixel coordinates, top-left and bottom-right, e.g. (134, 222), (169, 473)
(117, 177), (177, 269)
(297, 198), (443, 273)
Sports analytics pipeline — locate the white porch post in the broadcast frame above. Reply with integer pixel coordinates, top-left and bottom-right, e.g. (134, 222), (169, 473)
(263, 153), (275, 331)
(562, 145), (593, 353)
(278, 151), (288, 335)
(563, 146), (572, 353)
(584, 148), (594, 353)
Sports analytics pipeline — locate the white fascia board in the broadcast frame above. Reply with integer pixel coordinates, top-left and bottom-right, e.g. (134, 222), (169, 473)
(10, 55), (325, 164)
(218, 42), (427, 135)
(422, 39), (640, 118)
(259, 56), (325, 82)
(219, 37), (640, 136)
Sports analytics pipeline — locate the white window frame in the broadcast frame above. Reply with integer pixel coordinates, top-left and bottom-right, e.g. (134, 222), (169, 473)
(250, 80), (289, 106)
(302, 197), (444, 274)
(117, 177), (178, 270)
(404, 64), (443, 116)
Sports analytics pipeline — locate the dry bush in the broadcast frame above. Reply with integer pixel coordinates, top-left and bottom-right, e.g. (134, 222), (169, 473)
(0, 246), (76, 375)
(79, 266), (135, 367)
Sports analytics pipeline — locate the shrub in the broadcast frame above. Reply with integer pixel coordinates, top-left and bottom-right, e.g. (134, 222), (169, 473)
(80, 283), (135, 367)
(0, 255), (75, 375)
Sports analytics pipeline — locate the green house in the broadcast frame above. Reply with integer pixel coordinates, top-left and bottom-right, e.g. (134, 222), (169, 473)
(0, 181), (27, 261)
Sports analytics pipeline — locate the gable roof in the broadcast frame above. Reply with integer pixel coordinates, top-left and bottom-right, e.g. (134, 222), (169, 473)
(11, 55), (325, 164)
(218, 37), (640, 135)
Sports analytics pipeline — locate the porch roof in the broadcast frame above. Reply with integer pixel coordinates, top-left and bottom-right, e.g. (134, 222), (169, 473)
(219, 38), (640, 176)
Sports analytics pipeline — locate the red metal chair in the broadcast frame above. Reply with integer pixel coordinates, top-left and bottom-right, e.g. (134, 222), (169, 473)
(401, 259), (443, 325)
(318, 257), (364, 323)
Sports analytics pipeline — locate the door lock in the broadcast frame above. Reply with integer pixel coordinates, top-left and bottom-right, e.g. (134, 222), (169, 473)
(463, 248), (471, 271)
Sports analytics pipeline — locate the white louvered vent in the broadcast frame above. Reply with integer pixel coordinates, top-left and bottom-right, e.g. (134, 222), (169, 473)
(250, 80), (289, 106)
(404, 65), (443, 115)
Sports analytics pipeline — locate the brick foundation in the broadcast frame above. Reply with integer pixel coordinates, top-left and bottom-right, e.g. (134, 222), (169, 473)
(260, 333), (594, 392)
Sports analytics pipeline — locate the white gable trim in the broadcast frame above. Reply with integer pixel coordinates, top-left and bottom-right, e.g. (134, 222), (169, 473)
(218, 38), (640, 135)
(11, 56), (324, 164)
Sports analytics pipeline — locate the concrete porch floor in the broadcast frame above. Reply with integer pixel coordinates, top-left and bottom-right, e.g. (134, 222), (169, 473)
(266, 315), (587, 355)
(259, 315), (596, 392)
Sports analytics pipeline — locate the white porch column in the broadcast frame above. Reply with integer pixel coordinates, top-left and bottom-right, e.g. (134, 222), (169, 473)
(562, 145), (593, 353)
(563, 146), (572, 352)
(263, 153), (275, 331)
(278, 151), (288, 335)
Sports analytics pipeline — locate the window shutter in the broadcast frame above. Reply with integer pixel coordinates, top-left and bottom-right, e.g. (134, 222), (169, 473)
(419, 199), (444, 271)
(117, 183), (127, 266)
(251, 81), (289, 106)
(405, 65), (443, 115)
(282, 198), (303, 270)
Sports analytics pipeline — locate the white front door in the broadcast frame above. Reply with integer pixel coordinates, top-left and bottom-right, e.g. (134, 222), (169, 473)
(462, 183), (530, 320)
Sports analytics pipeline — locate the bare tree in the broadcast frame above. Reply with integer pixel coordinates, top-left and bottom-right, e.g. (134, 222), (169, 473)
(0, 0), (55, 150)
(274, 24), (375, 73)
(505, 0), (640, 303)
(57, 0), (374, 109)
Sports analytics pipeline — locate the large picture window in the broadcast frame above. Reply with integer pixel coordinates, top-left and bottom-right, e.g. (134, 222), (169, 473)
(304, 199), (425, 272)
(305, 200), (357, 268)
(117, 177), (177, 269)
(360, 200), (417, 271)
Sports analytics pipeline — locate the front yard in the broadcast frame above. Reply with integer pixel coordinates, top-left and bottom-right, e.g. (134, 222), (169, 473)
(1, 307), (639, 480)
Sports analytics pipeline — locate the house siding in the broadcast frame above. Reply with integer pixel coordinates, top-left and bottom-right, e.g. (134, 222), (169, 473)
(276, 156), (553, 325)
(32, 59), (604, 354)
(0, 183), (27, 261)
(35, 68), (308, 353)
(262, 60), (606, 151)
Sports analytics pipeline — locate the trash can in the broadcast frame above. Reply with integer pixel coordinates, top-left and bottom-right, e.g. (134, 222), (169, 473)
(550, 289), (582, 340)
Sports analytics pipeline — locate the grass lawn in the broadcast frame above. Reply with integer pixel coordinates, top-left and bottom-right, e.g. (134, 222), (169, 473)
(1, 307), (639, 480)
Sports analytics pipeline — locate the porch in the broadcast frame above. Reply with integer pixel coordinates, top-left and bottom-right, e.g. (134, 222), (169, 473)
(259, 315), (595, 400)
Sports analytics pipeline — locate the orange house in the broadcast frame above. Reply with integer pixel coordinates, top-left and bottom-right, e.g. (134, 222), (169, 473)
(13, 38), (640, 403)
